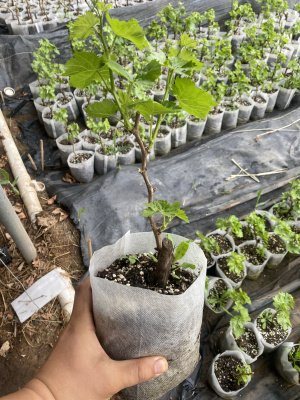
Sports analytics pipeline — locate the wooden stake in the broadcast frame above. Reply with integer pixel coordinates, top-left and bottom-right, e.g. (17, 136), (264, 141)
(255, 118), (300, 141)
(0, 91), (5, 105)
(40, 140), (44, 171)
(231, 158), (260, 182)
(87, 238), (93, 260)
(28, 154), (37, 171)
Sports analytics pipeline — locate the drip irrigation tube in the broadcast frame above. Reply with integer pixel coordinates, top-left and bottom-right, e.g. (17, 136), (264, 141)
(0, 186), (37, 263)
(0, 109), (42, 222)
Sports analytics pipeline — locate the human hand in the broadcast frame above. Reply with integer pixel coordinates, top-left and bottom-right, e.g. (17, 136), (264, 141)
(2, 278), (168, 400)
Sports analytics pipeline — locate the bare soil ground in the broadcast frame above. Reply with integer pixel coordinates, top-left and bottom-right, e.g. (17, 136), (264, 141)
(0, 115), (85, 396)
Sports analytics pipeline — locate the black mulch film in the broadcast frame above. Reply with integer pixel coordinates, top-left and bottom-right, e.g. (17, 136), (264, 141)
(1, 0), (300, 399)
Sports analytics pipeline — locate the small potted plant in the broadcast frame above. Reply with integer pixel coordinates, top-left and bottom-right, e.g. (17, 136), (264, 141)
(205, 276), (233, 314)
(274, 341), (300, 385)
(216, 252), (247, 289)
(195, 232), (219, 269)
(165, 110), (187, 148)
(255, 292), (294, 352)
(269, 177), (300, 224)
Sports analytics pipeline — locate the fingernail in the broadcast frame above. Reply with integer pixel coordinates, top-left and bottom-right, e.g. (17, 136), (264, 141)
(154, 357), (168, 375)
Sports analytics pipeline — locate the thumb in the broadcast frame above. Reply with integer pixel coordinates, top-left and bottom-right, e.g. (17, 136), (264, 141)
(108, 356), (168, 393)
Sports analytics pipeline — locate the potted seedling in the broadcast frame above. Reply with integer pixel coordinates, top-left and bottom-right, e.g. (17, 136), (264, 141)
(195, 232), (219, 269)
(186, 114), (207, 141)
(208, 350), (253, 398)
(65, 3), (216, 398)
(273, 220), (300, 255)
(270, 176), (300, 223)
(205, 276), (234, 314)
(255, 292), (294, 352)
(34, 83), (56, 125)
(165, 110), (187, 148)
(147, 19), (167, 51)
(216, 252), (247, 289)
(216, 215), (243, 245)
(74, 81), (98, 112)
(219, 289), (264, 364)
(276, 59), (300, 110)
(237, 212), (270, 280)
(54, 108), (82, 165)
(274, 341), (300, 385)
(249, 60), (269, 120)
(159, 2), (186, 40)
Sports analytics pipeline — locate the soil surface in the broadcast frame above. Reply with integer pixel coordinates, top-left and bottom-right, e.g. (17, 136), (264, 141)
(265, 234), (286, 254)
(209, 233), (233, 256)
(81, 135), (98, 144)
(59, 137), (80, 146)
(57, 95), (73, 106)
(235, 328), (260, 359)
(97, 253), (196, 294)
(238, 99), (251, 106)
(69, 152), (93, 164)
(156, 128), (170, 138)
(116, 140), (134, 154)
(231, 225), (255, 246)
(217, 256), (244, 283)
(167, 120), (186, 129)
(0, 113), (85, 397)
(252, 96), (266, 104)
(207, 279), (230, 312)
(256, 313), (289, 346)
(214, 355), (247, 392)
(240, 244), (266, 265)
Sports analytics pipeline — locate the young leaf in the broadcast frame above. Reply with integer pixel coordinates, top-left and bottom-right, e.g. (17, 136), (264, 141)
(0, 169), (9, 181)
(106, 13), (149, 50)
(86, 99), (118, 119)
(132, 100), (174, 122)
(68, 12), (99, 40)
(172, 77), (216, 119)
(64, 52), (108, 89)
(143, 200), (189, 223)
(78, 207), (86, 222)
(179, 33), (198, 48)
(180, 262), (196, 269)
(96, 2), (112, 11)
(135, 60), (161, 89)
(173, 241), (190, 263)
(106, 60), (133, 81)
(166, 233), (175, 249)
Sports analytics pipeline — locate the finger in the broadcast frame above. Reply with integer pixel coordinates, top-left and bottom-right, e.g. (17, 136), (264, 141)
(69, 277), (95, 331)
(107, 356), (168, 393)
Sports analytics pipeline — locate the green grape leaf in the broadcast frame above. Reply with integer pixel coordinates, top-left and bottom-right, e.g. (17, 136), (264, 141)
(86, 99), (118, 118)
(96, 2), (112, 11)
(106, 60), (133, 81)
(106, 12), (149, 50)
(143, 200), (189, 222)
(179, 33), (198, 49)
(135, 60), (161, 89)
(172, 77), (216, 118)
(180, 262), (196, 269)
(173, 241), (189, 263)
(131, 100), (174, 122)
(68, 12), (99, 40)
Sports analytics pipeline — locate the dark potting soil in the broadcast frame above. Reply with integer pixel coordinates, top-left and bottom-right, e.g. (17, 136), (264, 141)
(240, 244), (266, 266)
(167, 120), (186, 129)
(238, 99), (251, 106)
(116, 140), (134, 154)
(200, 246), (214, 267)
(224, 104), (239, 111)
(157, 128), (170, 138)
(231, 226), (254, 246)
(288, 345), (300, 371)
(60, 137), (80, 146)
(217, 256), (244, 283)
(81, 135), (98, 144)
(209, 234), (233, 256)
(272, 205), (295, 221)
(97, 253), (196, 294)
(44, 112), (54, 120)
(70, 153), (92, 164)
(76, 90), (87, 98)
(265, 234), (286, 254)
(57, 95), (73, 106)
(189, 115), (205, 123)
(152, 84), (166, 92)
(235, 328), (260, 359)
(100, 128), (115, 140)
(291, 225), (300, 234)
(252, 96), (266, 104)
(209, 109), (223, 115)
(207, 279), (230, 312)
(259, 214), (273, 232)
(263, 88), (278, 94)
(256, 313), (289, 346)
(214, 356), (247, 392)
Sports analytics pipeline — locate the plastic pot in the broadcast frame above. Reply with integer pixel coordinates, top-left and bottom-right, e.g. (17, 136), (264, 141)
(231, 32), (246, 53)
(135, 143), (155, 163)
(11, 20), (29, 34)
(276, 86), (296, 110)
(204, 108), (225, 135)
(154, 126), (172, 156)
(94, 145), (117, 175)
(34, 97), (55, 124)
(264, 233), (288, 269)
(219, 322), (264, 364)
(79, 130), (99, 151)
(56, 133), (82, 165)
(74, 88), (94, 114)
(269, 203), (298, 226)
(204, 276), (233, 314)
(237, 95), (254, 125)
(167, 121), (187, 148)
(116, 138), (135, 165)
(207, 229), (236, 262)
(274, 342), (300, 385)
(54, 79), (71, 96)
(263, 86), (280, 113)
(29, 79), (40, 99)
(42, 106), (65, 138)
(250, 91), (269, 121)
(187, 117), (207, 141)
(237, 240), (269, 280)
(254, 308), (292, 353)
(208, 350), (251, 398)
(151, 80), (167, 102)
(222, 104), (239, 130)
(67, 150), (94, 183)
(41, 15), (57, 31)
(90, 231), (207, 400)
(56, 92), (79, 122)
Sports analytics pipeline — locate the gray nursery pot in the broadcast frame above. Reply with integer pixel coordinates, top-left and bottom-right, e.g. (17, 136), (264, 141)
(154, 126), (172, 156)
(67, 150), (95, 183)
(204, 276), (233, 314)
(237, 240), (269, 280)
(204, 108), (224, 135)
(74, 89), (95, 114)
(27, 19), (44, 34)
(276, 86), (296, 110)
(54, 80), (71, 96)
(208, 350), (251, 399)
(187, 117), (207, 141)
(56, 92), (79, 122)
(274, 342), (300, 385)
(222, 104), (239, 130)
(42, 106), (65, 138)
(263, 86), (280, 113)
(56, 133), (82, 165)
(255, 308), (292, 353)
(151, 80), (167, 102)
(79, 129), (99, 151)
(231, 32), (246, 53)
(219, 322), (264, 364)
(215, 256), (246, 289)
(168, 121), (187, 148)
(41, 15), (57, 31)
(11, 20), (29, 35)
(250, 91), (269, 121)
(94, 145), (117, 175)
(29, 79), (40, 99)
(90, 231), (207, 400)
(237, 95), (254, 125)
(264, 233), (287, 269)
(135, 142), (155, 163)
(117, 138), (136, 165)
(207, 229), (236, 262)
(34, 97), (55, 124)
